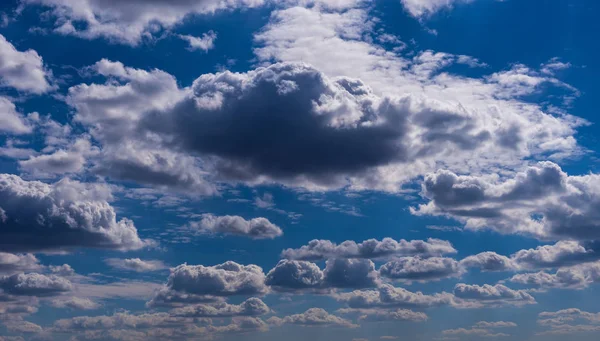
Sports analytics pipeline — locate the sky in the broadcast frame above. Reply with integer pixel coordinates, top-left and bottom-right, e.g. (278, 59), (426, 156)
(0, 0), (599, 340)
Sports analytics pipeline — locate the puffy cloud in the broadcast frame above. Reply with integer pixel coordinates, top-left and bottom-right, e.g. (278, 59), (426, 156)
(281, 238), (456, 261)
(459, 252), (517, 272)
(0, 174), (150, 252)
(0, 273), (72, 296)
(150, 262), (268, 306)
(512, 241), (600, 269)
(334, 284), (454, 309)
(50, 297), (101, 310)
(537, 309), (600, 336)
(190, 214), (283, 239)
(400, 0), (475, 18)
(352, 309), (428, 322)
(170, 297), (269, 317)
(442, 327), (509, 338)
(3, 320), (43, 334)
(179, 31), (217, 52)
(0, 34), (52, 94)
(453, 284), (535, 306)
(509, 262), (600, 290)
(265, 258), (378, 292)
(474, 321), (517, 328)
(105, 258), (168, 272)
(323, 258), (379, 288)
(0, 97), (33, 135)
(0, 253), (41, 275)
(265, 260), (324, 292)
(19, 138), (98, 178)
(268, 308), (357, 328)
(413, 162), (600, 242)
(49, 264), (75, 276)
(21, 0), (265, 45)
(379, 257), (462, 281)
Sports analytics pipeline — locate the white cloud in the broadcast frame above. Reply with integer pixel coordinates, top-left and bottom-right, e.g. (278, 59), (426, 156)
(105, 258), (168, 272)
(0, 34), (52, 93)
(179, 31), (217, 52)
(189, 214), (283, 239)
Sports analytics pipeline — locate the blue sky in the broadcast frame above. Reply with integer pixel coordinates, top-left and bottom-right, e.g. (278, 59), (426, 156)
(0, 0), (599, 340)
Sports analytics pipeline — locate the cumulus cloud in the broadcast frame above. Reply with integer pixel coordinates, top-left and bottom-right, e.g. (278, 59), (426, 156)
(105, 258), (168, 272)
(268, 308), (357, 328)
(189, 214), (283, 239)
(453, 284), (536, 306)
(0, 34), (52, 93)
(0, 97), (33, 135)
(351, 309), (428, 322)
(334, 284), (454, 309)
(49, 264), (75, 276)
(442, 327), (509, 338)
(459, 252), (517, 272)
(50, 297), (100, 310)
(179, 31), (217, 52)
(3, 320), (43, 334)
(281, 238), (456, 261)
(537, 309), (600, 336)
(265, 258), (378, 292)
(512, 241), (600, 269)
(0, 273), (72, 296)
(509, 261), (600, 290)
(413, 162), (600, 242)
(149, 262), (267, 306)
(0, 174), (150, 252)
(19, 137), (98, 178)
(474, 321), (517, 328)
(379, 257), (462, 281)
(21, 0), (265, 45)
(0, 253), (41, 275)
(170, 297), (269, 317)
(400, 0), (475, 18)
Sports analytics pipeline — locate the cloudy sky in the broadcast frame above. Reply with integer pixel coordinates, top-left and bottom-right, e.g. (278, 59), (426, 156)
(0, 0), (599, 340)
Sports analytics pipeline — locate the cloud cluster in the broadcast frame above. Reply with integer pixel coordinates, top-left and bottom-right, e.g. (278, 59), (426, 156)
(268, 308), (357, 328)
(105, 258), (168, 272)
(0, 34), (52, 94)
(190, 214), (283, 239)
(379, 257), (462, 281)
(170, 297), (269, 317)
(21, 0), (265, 45)
(0, 174), (149, 252)
(453, 284), (536, 306)
(0, 272), (72, 296)
(149, 262), (268, 306)
(281, 238), (456, 260)
(413, 162), (600, 242)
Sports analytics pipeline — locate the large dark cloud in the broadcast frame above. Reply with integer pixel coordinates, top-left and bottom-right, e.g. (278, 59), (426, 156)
(0, 174), (149, 252)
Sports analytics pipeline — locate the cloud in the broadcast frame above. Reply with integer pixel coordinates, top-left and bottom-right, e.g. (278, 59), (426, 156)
(268, 308), (357, 328)
(189, 214), (283, 239)
(512, 241), (600, 269)
(3, 320), (43, 334)
(19, 137), (98, 178)
(0, 174), (150, 252)
(509, 261), (600, 290)
(50, 297), (100, 310)
(379, 257), (462, 281)
(0, 253), (41, 275)
(413, 162), (600, 242)
(265, 259), (379, 292)
(179, 31), (217, 52)
(459, 252), (517, 272)
(49, 264), (75, 276)
(0, 97), (33, 135)
(105, 258), (168, 272)
(170, 297), (269, 317)
(352, 309), (428, 322)
(474, 321), (517, 328)
(334, 284), (454, 309)
(149, 262), (268, 306)
(281, 238), (457, 261)
(0, 273), (72, 296)
(0, 34), (52, 93)
(537, 309), (600, 336)
(453, 284), (536, 306)
(400, 0), (475, 18)
(442, 327), (509, 338)
(265, 260), (324, 292)
(21, 0), (265, 45)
